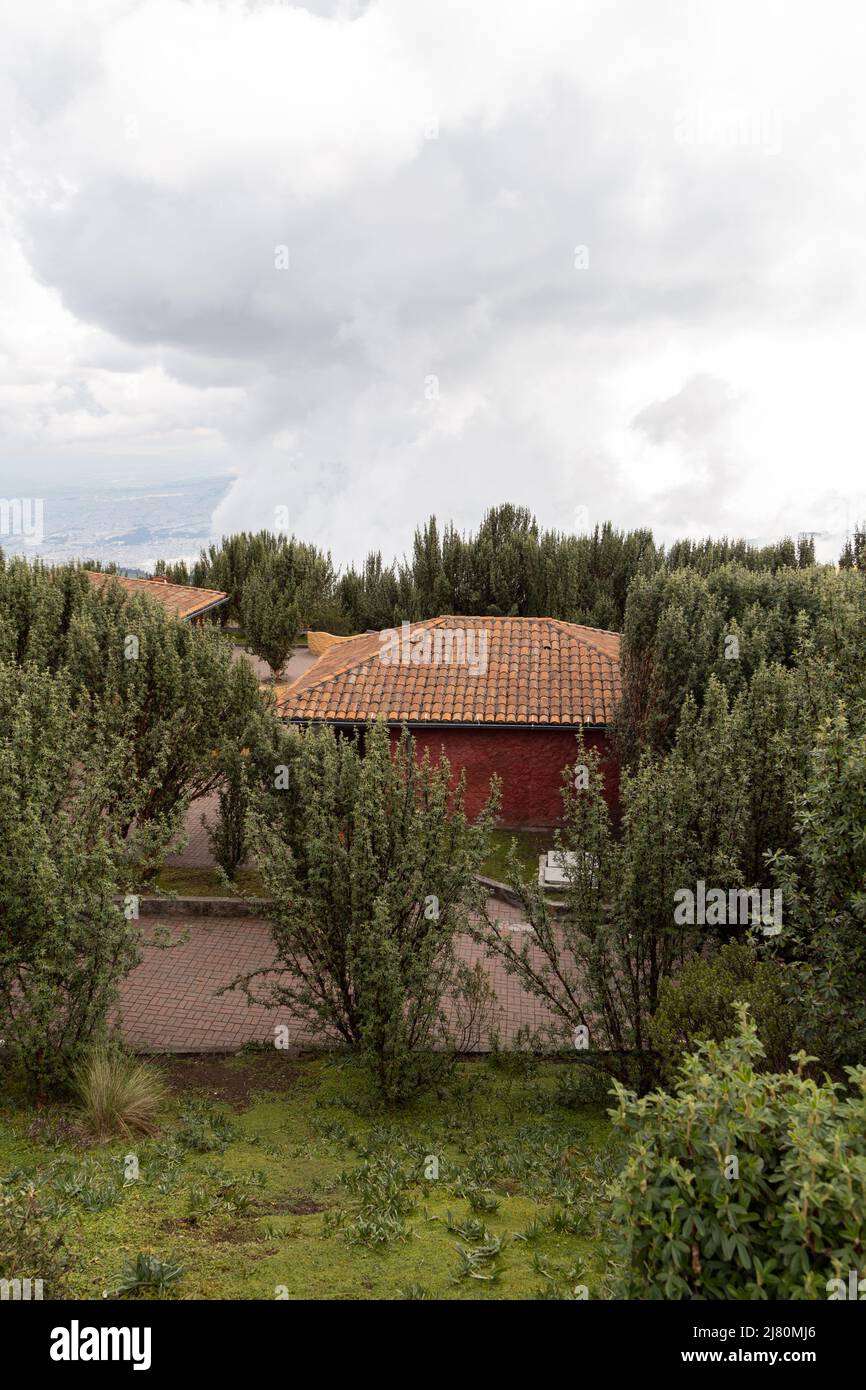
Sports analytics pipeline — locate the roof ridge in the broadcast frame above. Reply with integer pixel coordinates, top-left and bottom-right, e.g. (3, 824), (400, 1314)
(431, 613), (621, 660)
(546, 616), (621, 653)
(433, 612), (619, 634)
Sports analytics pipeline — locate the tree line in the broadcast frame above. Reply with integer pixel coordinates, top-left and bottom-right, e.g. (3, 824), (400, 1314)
(154, 504), (821, 651)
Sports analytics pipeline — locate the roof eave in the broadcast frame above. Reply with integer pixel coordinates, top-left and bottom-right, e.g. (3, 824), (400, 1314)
(181, 594), (229, 621)
(280, 715), (610, 732)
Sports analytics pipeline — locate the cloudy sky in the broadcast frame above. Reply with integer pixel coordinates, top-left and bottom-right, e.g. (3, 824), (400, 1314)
(2, 0), (865, 564)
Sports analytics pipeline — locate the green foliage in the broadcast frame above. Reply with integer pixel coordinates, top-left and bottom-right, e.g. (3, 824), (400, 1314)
(451, 1236), (504, 1282)
(232, 720), (499, 1101)
(240, 554), (303, 676)
(485, 640), (864, 1086)
(649, 943), (797, 1078)
(0, 1184), (67, 1298)
(770, 701), (866, 1069)
(664, 533), (815, 573)
(205, 707), (296, 883)
(611, 1011), (866, 1299)
(482, 702), (748, 1090)
(157, 509), (812, 638)
(0, 1054), (620, 1299)
(338, 1152), (417, 1245)
(0, 663), (173, 1093)
(186, 530), (335, 626)
(205, 744), (249, 880)
(615, 563), (866, 762)
(174, 1103), (235, 1154)
(0, 556), (263, 836)
(111, 1251), (184, 1297)
(838, 522), (865, 572)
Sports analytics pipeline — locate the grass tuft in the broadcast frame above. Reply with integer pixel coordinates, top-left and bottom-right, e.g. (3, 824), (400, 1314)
(74, 1048), (167, 1141)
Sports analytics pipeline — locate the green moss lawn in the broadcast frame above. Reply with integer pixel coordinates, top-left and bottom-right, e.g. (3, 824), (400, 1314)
(0, 1053), (620, 1301)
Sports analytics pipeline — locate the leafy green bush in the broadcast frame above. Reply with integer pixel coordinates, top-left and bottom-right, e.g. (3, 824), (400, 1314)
(554, 1065), (616, 1109)
(240, 558), (302, 678)
(205, 744), (249, 880)
(0, 557), (263, 837)
(481, 697), (747, 1092)
(770, 701), (866, 1070)
(233, 720), (499, 1102)
(649, 943), (797, 1078)
(611, 1011), (866, 1299)
(0, 663), (174, 1094)
(615, 563), (864, 761)
(0, 1184), (67, 1298)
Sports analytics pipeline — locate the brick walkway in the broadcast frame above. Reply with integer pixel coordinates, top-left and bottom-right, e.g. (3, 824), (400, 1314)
(118, 905), (558, 1053)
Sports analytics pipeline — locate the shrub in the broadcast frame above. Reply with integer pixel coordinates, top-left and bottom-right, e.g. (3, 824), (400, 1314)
(0, 1184), (67, 1299)
(649, 942), (797, 1078)
(610, 1011), (866, 1299)
(205, 714), (296, 883)
(73, 1048), (166, 1140)
(614, 563), (858, 761)
(205, 744), (249, 880)
(240, 559), (302, 678)
(479, 696), (746, 1092)
(0, 557), (263, 836)
(770, 701), (866, 1070)
(230, 720), (499, 1102)
(0, 663), (175, 1094)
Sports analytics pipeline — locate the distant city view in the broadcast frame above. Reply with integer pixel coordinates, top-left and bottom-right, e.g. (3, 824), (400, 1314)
(0, 475), (233, 572)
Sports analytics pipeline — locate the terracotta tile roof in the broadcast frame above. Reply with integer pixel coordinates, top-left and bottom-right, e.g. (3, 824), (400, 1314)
(275, 616), (621, 727)
(85, 571), (228, 621)
(306, 630), (357, 658)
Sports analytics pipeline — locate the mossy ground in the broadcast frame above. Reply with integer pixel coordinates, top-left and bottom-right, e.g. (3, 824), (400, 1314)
(151, 866), (265, 897)
(0, 1053), (621, 1301)
(481, 829), (552, 884)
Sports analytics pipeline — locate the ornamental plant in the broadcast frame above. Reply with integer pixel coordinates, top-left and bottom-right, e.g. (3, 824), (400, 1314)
(610, 1010), (866, 1299)
(769, 701), (866, 1070)
(229, 719), (499, 1101)
(479, 687), (746, 1092)
(648, 942), (797, 1079)
(0, 556), (263, 839)
(0, 661), (176, 1094)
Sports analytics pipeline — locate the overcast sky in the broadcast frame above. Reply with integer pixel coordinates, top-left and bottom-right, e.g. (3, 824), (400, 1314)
(2, 0), (865, 564)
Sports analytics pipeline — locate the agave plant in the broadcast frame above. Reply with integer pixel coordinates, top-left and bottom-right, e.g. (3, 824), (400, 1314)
(112, 1252), (183, 1297)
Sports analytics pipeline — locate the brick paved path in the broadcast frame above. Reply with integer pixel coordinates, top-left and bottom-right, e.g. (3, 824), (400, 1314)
(119, 905), (558, 1053)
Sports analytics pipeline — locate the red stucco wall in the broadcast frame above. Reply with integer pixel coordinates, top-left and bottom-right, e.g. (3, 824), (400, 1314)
(400, 725), (619, 827)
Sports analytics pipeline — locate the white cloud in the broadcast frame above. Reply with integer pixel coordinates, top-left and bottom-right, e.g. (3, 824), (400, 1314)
(2, 0), (866, 564)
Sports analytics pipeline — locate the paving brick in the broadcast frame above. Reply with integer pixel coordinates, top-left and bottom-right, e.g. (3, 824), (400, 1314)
(118, 903), (560, 1053)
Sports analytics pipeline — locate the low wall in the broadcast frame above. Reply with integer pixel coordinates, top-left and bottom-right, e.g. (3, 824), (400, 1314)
(125, 876), (566, 918)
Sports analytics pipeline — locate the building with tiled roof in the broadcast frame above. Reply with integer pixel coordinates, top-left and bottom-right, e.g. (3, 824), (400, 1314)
(277, 616), (621, 827)
(85, 571), (229, 623)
